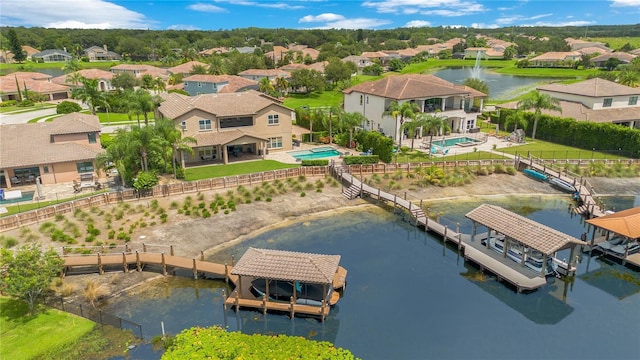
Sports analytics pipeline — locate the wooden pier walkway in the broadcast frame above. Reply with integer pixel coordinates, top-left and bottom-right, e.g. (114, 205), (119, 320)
(337, 169), (547, 292)
(62, 245), (239, 284)
(517, 157), (605, 218)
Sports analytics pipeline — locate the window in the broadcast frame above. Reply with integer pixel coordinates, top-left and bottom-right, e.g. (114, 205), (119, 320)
(359, 95), (363, 105)
(366, 96), (369, 104)
(180, 121), (187, 131)
(199, 119), (212, 131)
(268, 114), (279, 125)
(629, 96), (638, 106)
(76, 161), (94, 174)
(220, 117), (253, 128)
(197, 82), (203, 87)
(268, 137), (283, 149)
(43, 165), (49, 174)
(603, 98), (613, 107)
(87, 132), (96, 144)
(466, 119), (475, 130)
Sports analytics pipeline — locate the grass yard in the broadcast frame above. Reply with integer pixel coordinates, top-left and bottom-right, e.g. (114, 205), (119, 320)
(96, 112), (155, 124)
(0, 190), (108, 217)
(0, 297), (95, 360)
(185, 160), (300, 181)
(0, 103), (56, 113)
(498, 139), (628, 160)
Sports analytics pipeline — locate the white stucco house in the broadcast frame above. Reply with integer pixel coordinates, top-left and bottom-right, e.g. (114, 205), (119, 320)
(342, 74), (487, 142)
(497, 78), (640, 129)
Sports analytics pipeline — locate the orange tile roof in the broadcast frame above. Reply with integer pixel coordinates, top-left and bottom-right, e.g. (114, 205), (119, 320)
(51, 69), (114, 85)
(167, 61), (209, 75)
(586, 206), (640, 239)
(343, 74), (486, 100)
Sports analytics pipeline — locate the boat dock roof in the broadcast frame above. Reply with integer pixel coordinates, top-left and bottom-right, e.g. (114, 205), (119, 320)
(465, 204), (584, 255)
(231, 247), (341, 285)
(586, 206), (640, 240)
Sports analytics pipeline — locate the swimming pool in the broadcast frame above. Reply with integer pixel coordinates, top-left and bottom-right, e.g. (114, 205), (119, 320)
(0, 190), (34, 204)
(288, 147), (341, 160)
(431, 136), (480, 147)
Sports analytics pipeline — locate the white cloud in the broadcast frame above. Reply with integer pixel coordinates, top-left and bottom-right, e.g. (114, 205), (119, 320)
(496, 13), (551, 25)
(188, 3), (227, 13)
(404, 20), (431, 28)
(610, 0), (640, 7)
(521, 20), (596, 27)
(471, 23), (499, 29)
(213, 0), (304, 10)
(0, 0), (149, 29)
(362, 0), (487, 16)
(300, 16), (392, 29)
(299, 13), (345, 23)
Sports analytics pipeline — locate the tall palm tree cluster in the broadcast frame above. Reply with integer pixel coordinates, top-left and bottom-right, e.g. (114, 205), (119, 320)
(383, 101), (451, 152)
(295, 106), (365, 148)
(98, 118), (196, 186)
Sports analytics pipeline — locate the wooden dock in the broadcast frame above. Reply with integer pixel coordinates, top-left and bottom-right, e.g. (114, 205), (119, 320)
(337, 169), (548, 292)
(517, 157), (605, 218)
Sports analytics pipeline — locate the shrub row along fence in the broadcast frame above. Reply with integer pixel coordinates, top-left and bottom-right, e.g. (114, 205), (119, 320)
(48, 296), (144, 339)
(2, 158), (639, 232)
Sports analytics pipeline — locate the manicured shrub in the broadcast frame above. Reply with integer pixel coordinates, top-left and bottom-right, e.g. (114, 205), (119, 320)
(56, 101), (82, 114)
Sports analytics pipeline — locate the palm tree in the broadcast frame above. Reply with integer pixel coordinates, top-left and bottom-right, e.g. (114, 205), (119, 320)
(155, 118), (196, 177)
(65, 71), (84, 88)
(618, 70), (639, 87)
(504, 109), (528, 133)
(418, 113), (450, 154)
(134, 89), (158, 126)
(207, 56), (226, 75)
(153, 77), (166, 93)
(129, 125), (161, 172)
(72, 77), (107, 115)
(190, 64), (208, 75)
(399, 113), (425, 150)
(309, 109), (326, 143)
(517, 90), (561, 140)
(61, 59), (82, 73)
(383, 101), (420, 147)
(340, 112), (367, 148)
(258, 77), (275, 94)
(321, 105), (343, 145)
(275, 76), (289, 96)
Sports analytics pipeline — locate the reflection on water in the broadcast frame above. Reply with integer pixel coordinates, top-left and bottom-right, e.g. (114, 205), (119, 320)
(105, 196), (639, 360)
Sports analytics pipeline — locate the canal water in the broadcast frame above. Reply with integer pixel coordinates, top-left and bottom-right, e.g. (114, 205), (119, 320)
(106, 194), (640, 359)
(433, 67), (560, 100)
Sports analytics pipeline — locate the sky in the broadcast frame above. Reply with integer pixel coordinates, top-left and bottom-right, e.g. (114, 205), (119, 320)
(1, 0), (639, 31)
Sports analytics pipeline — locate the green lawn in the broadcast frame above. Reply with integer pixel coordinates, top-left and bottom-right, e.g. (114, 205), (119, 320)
(96, 112), (155, 124)
(0, 297), (96, 360)
(0, 190), (108, 217)
(0, 103), (56, 113)
(497, 139), (627, 160)
(0, 61), (114, 75)
(185, 160), (300, 181)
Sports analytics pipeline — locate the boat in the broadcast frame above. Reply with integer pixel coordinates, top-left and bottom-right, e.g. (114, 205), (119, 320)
(250, 279), (330, 306)
(548, 177), (577, 193)
(484, 236), (557, 276)
(596, 236), (625, 251)
(523, 168), (548, 181)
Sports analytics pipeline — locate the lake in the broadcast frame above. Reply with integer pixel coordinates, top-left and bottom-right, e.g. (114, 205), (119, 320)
(433, 67), (560, 100)
(106, 194), (640, 360)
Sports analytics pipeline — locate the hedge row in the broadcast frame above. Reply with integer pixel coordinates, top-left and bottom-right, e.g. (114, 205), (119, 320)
(495, 110), (640, 158)
(301, 159), (329, 166)
(343, 155), (379, 165)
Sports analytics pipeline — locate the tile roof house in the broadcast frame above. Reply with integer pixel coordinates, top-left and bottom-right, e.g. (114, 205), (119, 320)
(51, 69), (115, 92)
(0, 113), (103, 188)
(528, 52), (582, 67)
(342, 55), (374, 73)
(182, 74), (258, 96)
(110, 64), (169, 80)
(343, 74), (487, 140)
(591, 52), (637, 68)
(238, 69), (290, 82)
(199, 47), (230, 56)
(32, 49), (73, 63)
(565, 38), (611, 52)
(84, 45), (121, 62)
(156, 90), (293, 164)
(0, 72), (70, 102)
(167, 61), (210, 77)
(498, 78), (640, 129)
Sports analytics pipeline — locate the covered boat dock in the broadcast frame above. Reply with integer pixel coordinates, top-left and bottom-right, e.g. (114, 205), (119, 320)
(226, 247), (347, 321)
(466, 204), (584, 278)
(585, 206), (640, 267)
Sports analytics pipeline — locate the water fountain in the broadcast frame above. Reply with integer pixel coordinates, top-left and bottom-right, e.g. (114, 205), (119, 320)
(469, 52), (483, 79)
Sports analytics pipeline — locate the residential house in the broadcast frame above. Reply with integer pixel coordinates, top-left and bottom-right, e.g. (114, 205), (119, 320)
(342, 55), (374, 73)
(110, 64), (169, 80)
(234, 46), (259, 54)
(576, 46), (610, 56)
(565, 38), (611, 52)
(182, 75), (258, 96)
(1, 45), (41, 63)
(0, 113), (103, 188)
(52, 69), (115, 92)
(343, 74), (487, 142)
(591, 52), (637, 68)
(167, 61), (210, 77)
(156, 90), (293, 164)
(32, 49), (73, 63)
(0, 72), (69, 102)
(199, 47), (230, 57)
(84, 45), (121, 61)
(497, 78), (640, 129)
(528, 52), (582, 67)
(630, 48), (640, 56)
(360, 51), (389, 63)
(465, 46), (506, 60)
(238, 69), (290, 82)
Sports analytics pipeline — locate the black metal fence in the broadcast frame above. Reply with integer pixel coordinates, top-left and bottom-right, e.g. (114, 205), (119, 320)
(48, 296), (144, 339)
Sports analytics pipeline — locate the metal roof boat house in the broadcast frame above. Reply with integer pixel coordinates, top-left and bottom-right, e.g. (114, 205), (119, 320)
(226, 247), (347, 321)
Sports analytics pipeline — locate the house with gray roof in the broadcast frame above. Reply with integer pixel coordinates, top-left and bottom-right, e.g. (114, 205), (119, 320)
(343, 74), (487, 141)
(84, 45), (121, 62)
(182, 75), (258, 96)
(0, 113), (103, 188)
(156, 90), (293, 164)
(32, 49), (73, 63)
(497, 78), (640, 129)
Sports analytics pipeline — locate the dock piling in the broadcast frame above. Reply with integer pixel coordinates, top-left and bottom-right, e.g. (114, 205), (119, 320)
(192, 258), (198, 279)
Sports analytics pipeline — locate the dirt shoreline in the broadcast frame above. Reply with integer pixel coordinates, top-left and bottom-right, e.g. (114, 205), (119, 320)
(49, 174), (639, 306)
